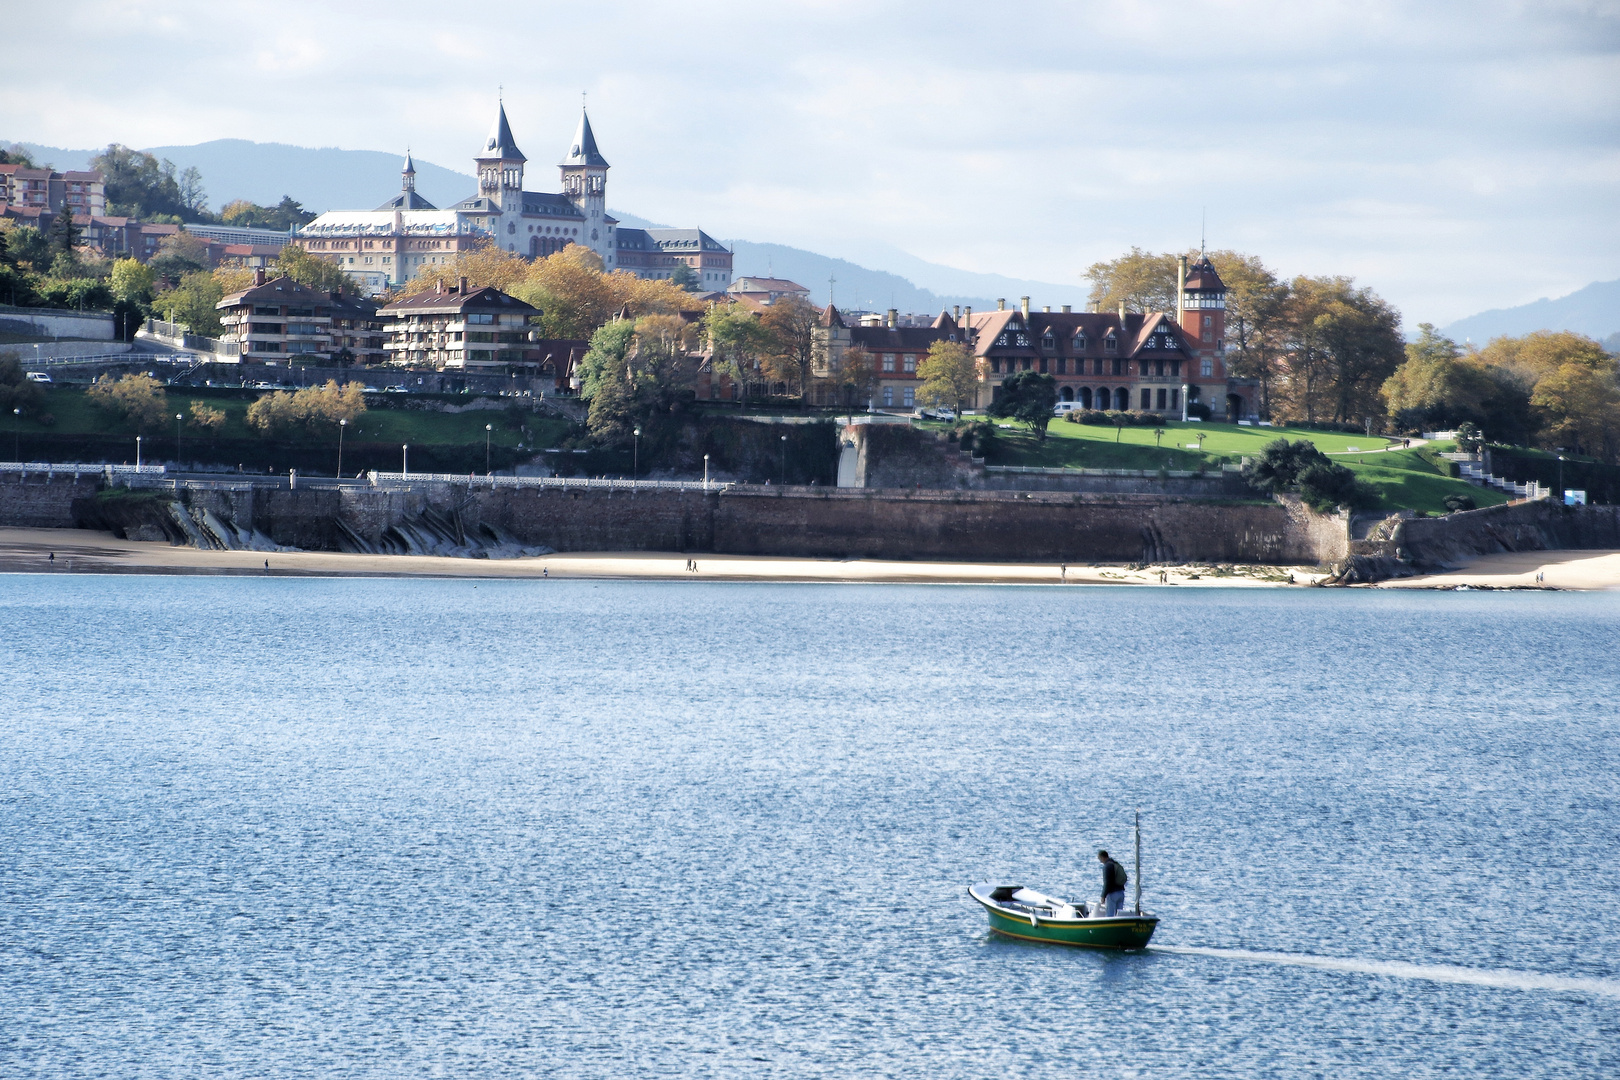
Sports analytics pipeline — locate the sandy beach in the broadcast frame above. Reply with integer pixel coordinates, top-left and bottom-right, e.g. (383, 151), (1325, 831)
(4, 527), (1617, 589)
(0, 527), (1319, 586)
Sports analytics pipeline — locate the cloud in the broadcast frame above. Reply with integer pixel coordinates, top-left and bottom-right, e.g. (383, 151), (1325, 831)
(2, 0), (1616, 323)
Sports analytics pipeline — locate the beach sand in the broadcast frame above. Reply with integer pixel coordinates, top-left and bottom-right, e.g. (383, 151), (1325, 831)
(1377, 549), (1620, 591)
(6, 527), (1615, 589)
(0, 527), (1318, 586)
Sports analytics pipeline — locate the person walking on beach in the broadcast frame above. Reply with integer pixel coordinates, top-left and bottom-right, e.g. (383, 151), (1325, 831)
(1097, 849), (1128, 917)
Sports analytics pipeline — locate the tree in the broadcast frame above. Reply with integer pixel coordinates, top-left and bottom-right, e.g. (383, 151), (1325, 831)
(1530, 363), (1620, 462)
(1085, 247), (1180, 313)
(178, 167), (208, 217)
(50, 201), (80, 255)
(149, 232), (211, 282)
(915, 340), (981, 415)
(669, 261), (699, 291)
(245, 381), (366, 438)
(1381, 324), (1496, 430)
(1274, 275), (1402, 426)
(0, 144), (37, 167)
(0, 353), (46, 415)
(110, 258), (156, 302)
(1296, 459), (1369, 513)
(1210, 250), (1288, 419)
(839, 346), (877, 410)
(187, 400), (226, 433)
(703, 303), (774, 402)
(153, 270), (225, 336)
(575, 318), (636, 402)
(759, 294), (818, 400)
(86, 373), (168, 430)
(987, 370), (1059, 441)
(91, 145), (189, 219)
(1243, 438), (1328, 494)
(274, 244), (353, 294)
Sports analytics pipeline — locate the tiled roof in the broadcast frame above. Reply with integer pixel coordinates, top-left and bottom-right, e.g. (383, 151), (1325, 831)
(1183, 257), (1225, 292)
(377, 283), (538, 316)
(218, 275), (338, 309)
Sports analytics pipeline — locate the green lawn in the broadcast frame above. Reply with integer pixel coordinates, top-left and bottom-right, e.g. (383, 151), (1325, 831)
(976, 418), (1503, 514)
(18, 386), (572, 451)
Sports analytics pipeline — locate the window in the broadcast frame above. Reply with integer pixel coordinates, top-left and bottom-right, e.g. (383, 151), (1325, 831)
(1042, 332), (1056, 351)
(1055, 358), (1066, 375)
(467, 313), (495, 324)
(1092, 358), (1103, 375)
(1104, 334), (1117, 352)
(903, 387), (915, 407)
(1156, 388), (1167, 409)
(1141, 388), (1152, 409)
(902, 354), (915, 373)
(882, 353), (896, 372)
(287, 308), (314, 317)
(1201, 358), (1213, 377)
(253, 306), (280, 316)
(1039, 359), (1048, 374)
(1113, 358), (1125, 376)
(1073, 333), (1087, 350)
(1170, 389), (1179, 410)
(882, 386), (894, 406)
(997, 333), (1008, 346)
(1015, 333), (1029, 347)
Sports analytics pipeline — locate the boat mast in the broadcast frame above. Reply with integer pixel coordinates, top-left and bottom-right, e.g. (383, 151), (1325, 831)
(1134, 809), (1142, 915)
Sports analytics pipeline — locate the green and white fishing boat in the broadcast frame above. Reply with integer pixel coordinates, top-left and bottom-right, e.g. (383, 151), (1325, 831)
(969, 811), (1159, 950)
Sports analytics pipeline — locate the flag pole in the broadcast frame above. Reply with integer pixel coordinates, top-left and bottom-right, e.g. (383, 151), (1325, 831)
(1134, 809), (1142, 915)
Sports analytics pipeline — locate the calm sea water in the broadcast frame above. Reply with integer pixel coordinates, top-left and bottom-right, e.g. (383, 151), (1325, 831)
(2, 576), (1617, 1078)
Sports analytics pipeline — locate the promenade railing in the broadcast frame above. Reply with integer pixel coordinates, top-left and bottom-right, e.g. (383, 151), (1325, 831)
(367, 471), (733, 493)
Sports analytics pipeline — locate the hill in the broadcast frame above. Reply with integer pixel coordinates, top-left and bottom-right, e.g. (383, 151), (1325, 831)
(1442, 278), (1620, 346)
(10, 137), (1087, 311)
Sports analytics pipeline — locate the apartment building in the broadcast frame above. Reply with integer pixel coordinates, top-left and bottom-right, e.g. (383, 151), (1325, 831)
(376, 277), (538, 370)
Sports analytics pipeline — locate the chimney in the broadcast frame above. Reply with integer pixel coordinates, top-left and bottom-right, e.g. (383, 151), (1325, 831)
(253, 267), (266, 286)
(886, 307), (897, 328)
(1177, 255), (1188, 326)
(953, 305), (961, 321)
(1020, 296), (1030, 318)
(458, 276), (469, 294)
(1042, 305), (1050, 313)
(435, 277), (445, 294)
(997, 298), (1006, 311)
(1118, 300), (1127, 323)
(1061, 305), (1072, 314)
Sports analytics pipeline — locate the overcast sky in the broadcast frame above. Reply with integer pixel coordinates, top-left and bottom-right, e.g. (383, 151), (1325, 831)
(4, 0), (1617, 324)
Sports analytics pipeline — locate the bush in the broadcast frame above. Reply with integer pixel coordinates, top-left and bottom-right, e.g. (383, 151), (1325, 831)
(1297, 459), (1372, 512)
(956, 420), (996, 455)
(1186, 401), (1212, 421)
(187, 400), (226, 433)
(86, 372), (167, 430)
(245, 380), (365, 438)
(1443, 493), (1477, 513)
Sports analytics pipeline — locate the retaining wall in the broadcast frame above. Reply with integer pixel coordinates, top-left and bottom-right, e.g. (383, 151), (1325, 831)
(0, 308), (116, 342)
(0, 474), (102, 528)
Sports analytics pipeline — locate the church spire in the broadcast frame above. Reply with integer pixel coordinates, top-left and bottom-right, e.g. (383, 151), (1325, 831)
(561, 107), (609, 169)
(480, 100), (525, 163)
(402, 150), (416, 192)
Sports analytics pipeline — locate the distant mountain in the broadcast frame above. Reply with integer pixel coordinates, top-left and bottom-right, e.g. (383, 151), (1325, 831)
(13, 139), (475, 213)
(1442, 278), (1620, 345)
(9, 136), (1086, 312)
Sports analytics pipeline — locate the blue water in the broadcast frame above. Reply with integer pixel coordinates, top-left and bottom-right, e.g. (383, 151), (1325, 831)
(2, 576), (1617, 1078)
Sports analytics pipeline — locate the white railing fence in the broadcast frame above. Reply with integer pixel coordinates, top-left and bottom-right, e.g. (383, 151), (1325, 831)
(366, 471), (733, 493)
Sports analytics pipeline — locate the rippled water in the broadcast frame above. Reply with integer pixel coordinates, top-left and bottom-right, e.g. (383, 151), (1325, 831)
(3, 576), (1617, 1078)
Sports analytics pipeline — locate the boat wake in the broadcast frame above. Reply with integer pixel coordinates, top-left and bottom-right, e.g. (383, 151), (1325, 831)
(1152, 944), (1620, 998)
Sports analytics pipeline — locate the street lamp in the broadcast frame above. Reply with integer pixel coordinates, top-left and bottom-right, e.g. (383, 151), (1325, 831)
(1558, 453), (1565, 504)
(136, 434), (142, 470)
(633, 425), (641, 479)
(12, 406), (19, 463)
(175, 412), (184, 469)
(780, 434), (787, 484)
(485, 423), (493, 476)
(337, 418), (347, 478)
(703, 453), (710, 490)
(402, 443), (409, 477)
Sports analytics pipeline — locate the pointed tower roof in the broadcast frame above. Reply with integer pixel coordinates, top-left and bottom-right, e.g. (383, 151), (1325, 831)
(480, 101), (525, 162)
(821, 303), (846, 329)
(1183, 257), (1225, 293)
(402, 150), (416, 175)
(561, 108), (609, 168)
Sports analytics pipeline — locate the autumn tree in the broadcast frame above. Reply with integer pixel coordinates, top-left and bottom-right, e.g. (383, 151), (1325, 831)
(110, 258), (156, 302)
(758, 294), (819, 401)
(1208, 250), (1288, 419)
(838, 346), (878, 410)
(581, 314), (699, 440)
(187, 400), (226, 433)
(275, 244), (355, 294)
(703, 304), (774, 402)
(915, 341), (982, 415)
(245, 381), (366, 438)
(1084, 247), (1180, 313)
(153, 271), (225, 336)
(1381, 325), (1496, 430)
(86, 373), (168, 430)
(1273, 276), (1402, 426)
(149, 232), (211, 282)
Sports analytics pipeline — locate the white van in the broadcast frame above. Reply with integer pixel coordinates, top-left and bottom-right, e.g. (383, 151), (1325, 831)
(1053, 401), (1080, 415)
(25, 371), (51, 383)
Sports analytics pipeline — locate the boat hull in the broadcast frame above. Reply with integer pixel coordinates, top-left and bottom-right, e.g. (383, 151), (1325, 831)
(970, 885), (1158, 950)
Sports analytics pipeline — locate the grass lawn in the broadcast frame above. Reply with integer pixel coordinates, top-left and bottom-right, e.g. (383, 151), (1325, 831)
(18, 386), (573, 451)
(974, 418), (1503, 514)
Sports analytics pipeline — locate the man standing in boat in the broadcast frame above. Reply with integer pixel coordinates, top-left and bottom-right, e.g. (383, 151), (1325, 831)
(1097, 849), (1127, 917)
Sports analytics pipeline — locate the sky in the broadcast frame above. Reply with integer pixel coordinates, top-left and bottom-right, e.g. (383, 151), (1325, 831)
(3, 0), (1618, 326)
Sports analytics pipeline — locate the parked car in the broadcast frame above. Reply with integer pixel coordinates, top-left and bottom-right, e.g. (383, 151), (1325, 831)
(24, 371), (51, 383)
(1053, 401), (1080, 415)
(384, 385), (409, 394)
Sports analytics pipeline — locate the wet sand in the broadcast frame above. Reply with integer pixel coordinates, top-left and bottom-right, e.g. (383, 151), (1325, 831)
(0, 528), (1316, 586)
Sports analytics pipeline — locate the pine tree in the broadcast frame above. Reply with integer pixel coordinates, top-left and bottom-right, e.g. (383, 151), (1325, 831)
(51, 200), (81, 255)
